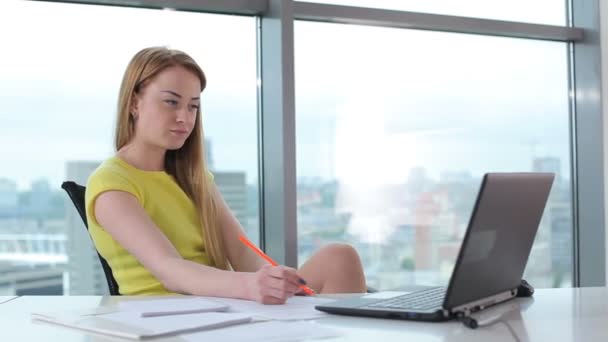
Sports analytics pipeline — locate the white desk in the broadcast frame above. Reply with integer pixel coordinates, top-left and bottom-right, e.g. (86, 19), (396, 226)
(1, 288), (607, 341)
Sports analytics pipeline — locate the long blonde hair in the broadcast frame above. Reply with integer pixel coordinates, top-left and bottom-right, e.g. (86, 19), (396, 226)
(115, 46), (228, 270)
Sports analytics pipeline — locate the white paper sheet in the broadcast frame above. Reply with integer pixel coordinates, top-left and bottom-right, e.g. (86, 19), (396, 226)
(32, 310), (251, 340)
(181, 320), (341, 342)
(118, 297), (228, 317)
(212, 296), (336, 320)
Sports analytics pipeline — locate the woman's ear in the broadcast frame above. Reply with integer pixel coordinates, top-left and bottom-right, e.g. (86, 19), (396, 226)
(130, 94), (140, 118)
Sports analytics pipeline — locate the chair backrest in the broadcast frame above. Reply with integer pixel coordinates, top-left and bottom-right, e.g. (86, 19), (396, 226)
(61, 181), (121, 295)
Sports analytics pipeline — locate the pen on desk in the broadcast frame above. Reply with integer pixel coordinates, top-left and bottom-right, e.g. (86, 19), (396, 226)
(0, 296), (21, 305)
(238, 235), (315, 296)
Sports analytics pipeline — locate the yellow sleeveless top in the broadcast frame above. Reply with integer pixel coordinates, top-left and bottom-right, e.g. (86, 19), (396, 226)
(85, 156), (213, 295)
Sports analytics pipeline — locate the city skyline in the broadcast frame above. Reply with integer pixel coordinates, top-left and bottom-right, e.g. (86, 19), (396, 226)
(0, 154), (571, 292)
(0, 155), (570, 193)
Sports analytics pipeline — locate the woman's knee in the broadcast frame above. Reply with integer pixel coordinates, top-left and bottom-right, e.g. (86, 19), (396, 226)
(320, 243), (362, 266)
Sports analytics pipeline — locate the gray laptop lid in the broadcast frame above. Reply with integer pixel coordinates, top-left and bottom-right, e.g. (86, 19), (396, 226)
(443, 172), (554, 310)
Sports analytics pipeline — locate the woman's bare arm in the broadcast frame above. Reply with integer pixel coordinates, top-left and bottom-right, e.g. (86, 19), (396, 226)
(94, 190), (301, 303)
(95, 190), (251, 297)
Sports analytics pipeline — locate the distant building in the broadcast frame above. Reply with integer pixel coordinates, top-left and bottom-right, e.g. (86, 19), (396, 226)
(533, 156), (572, 286)
(65, 161), (107, 295)
(533, 157), (561, 183)
(205, 139), (214, 170)
(549, 202), (572, 285)
(0, 179), (18, 216)
(205, 139), (251, 239)
(27, 179), (53, 219)
(0, 262), (65, 295)
(214, 171), (248, 230)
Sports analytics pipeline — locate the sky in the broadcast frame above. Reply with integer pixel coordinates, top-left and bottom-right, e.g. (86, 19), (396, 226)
(0, 0), (570, 190)
(294, 20), (571, 186)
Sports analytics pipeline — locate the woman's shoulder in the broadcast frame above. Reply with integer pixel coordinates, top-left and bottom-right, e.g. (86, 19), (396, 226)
(85, 157), (144, 228)
(86, 156), (144, 200)
(88, 156), (135, 184)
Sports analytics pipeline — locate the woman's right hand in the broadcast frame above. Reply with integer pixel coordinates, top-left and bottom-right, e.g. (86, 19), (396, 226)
(244, 264), (304, 304)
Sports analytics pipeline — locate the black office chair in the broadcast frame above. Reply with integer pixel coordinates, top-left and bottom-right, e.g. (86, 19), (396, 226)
(61, 181), (121, 295)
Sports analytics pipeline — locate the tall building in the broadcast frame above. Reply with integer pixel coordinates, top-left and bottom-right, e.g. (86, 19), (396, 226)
(533, 157), (561, 183)
(214, 171), (248, 232)
(28, 179), (53, 219)
(65, 161), (106, 295)
(205, 139), (252, 239)
(536, 157), (572, 286)
(205, 139), (214, 169)
(548, 202), (573, 286)
(533, 156), (570, 286)
(0, 178), (18, 217)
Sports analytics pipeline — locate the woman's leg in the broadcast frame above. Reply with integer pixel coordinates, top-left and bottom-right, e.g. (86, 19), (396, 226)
(297, 243), (367, 294)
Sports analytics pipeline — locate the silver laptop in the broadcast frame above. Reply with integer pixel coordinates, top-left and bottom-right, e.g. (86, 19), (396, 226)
(316, 172), (554, 321)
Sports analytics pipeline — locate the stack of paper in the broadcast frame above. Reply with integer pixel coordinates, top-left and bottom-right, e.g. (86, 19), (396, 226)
(31, 296), (341, 340)
(118, 297), (228, 317)
(31, 310), (251, 340)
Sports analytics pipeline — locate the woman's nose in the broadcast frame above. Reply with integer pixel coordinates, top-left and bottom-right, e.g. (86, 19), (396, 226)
(175, 108), (188, 123)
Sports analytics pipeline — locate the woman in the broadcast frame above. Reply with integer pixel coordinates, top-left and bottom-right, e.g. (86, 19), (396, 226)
(85, 47), (366, 303)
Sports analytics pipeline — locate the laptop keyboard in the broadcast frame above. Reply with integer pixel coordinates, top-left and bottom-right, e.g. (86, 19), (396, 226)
(366, 287), (446, 311)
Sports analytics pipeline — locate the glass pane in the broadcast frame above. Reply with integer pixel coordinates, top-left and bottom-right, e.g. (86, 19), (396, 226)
(295, 21), (572, 290)
(0, 1), (258, 295)
(307, 0), (567, 26)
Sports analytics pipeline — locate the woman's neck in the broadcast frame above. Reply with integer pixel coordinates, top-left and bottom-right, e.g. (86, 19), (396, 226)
(117, 142), (166, 172)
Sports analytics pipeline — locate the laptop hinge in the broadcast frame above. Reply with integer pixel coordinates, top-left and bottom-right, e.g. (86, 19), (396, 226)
(449, 289), (517, 316)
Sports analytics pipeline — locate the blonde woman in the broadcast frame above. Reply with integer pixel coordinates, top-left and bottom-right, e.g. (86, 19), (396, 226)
(85, 47), (366, 303)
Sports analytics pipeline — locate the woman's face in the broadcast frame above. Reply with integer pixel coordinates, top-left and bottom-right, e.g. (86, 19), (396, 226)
(132, 65), (201, 150)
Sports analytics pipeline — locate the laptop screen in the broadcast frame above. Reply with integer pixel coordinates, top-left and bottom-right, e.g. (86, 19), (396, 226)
(443, 173), (554, 310)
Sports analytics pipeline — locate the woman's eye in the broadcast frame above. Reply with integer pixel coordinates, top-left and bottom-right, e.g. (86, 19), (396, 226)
(164, 99), (178, 106)
(190, 104), (200, 111)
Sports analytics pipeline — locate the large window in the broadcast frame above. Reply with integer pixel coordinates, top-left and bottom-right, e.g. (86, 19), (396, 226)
(0, 0), (599, 295)
(295, 21), (573, 290)
(308, 0), (567, 25)
(0, 1), (259, 295)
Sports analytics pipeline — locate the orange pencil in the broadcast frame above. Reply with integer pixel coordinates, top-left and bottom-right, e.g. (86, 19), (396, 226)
(239, 235), (315, 296)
